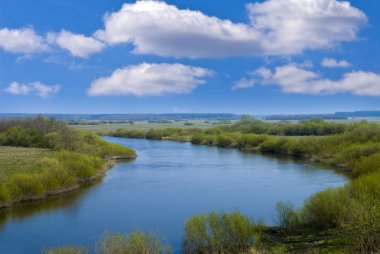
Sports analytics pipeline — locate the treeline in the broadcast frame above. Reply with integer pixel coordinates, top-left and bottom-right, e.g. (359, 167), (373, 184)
(223, 116), (348, 136)
(110, 116), (348, 141)
(111, 127), (202, 142)
(0, 117), (136, 207)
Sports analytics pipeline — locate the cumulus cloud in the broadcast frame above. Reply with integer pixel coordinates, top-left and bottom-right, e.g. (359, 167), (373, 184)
(321, 58), (351, 68)
(94, 1), (262, 58)
(247, 0), (367, 55)
(0, 27), (48, 54)
(5, 81), (60, 98)
(47, 30), (105, 58)
(94, 0), (367, 58)
(235, 64), (380, 96)
(88, 63), (213, 96)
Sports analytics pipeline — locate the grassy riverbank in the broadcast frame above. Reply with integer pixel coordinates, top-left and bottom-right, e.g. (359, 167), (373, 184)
(0, 117), (136, 208)
(106, 116), (380, 253)
(71, 119), (234, 133)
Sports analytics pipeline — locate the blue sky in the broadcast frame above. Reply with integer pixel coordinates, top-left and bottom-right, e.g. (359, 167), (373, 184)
(1, 0), (380, 114)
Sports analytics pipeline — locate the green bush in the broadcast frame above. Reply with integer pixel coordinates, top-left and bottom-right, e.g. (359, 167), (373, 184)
(259, 138), (278, 153)
(237, 134), (268, 149)
(275, 201), (301, 233)
(340, 201), (380, 254)
(191, 134), (204, 145)
(0, 181), (11, 204)
(44, 246), (89, 254)
(8, 173), (46, 201)
(97, 231), (171, 254)
(349, 172), (380, 205)
(216, 135), (233, 147)
(353, 152), (380, 176)
(183, 211), (258, 254)
(54, 151), (104, 178)
(301, 188), (350, 229)
(39, 158), (78, 191)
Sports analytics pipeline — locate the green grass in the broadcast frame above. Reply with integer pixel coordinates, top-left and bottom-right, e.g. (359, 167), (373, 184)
(71, 120), (235, 133)
(0, 117), (137, 207)
(0, 146), (52, 175)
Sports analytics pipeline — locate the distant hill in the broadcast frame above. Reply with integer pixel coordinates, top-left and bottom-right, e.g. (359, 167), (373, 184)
(1, 111), (380, 121)
(263, 111), (380, 121)
(0, 113), (241, 121)
(334, 111), (380, 117)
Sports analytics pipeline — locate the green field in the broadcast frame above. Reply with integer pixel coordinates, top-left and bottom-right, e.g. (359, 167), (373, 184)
(0, 146), (52, 176)
(70, 120), (235, 133)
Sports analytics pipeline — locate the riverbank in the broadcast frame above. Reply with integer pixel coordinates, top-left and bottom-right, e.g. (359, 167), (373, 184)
(0, 117), (136, 209)
(104, 118), (380, 252)
(0, 147), (136, 209)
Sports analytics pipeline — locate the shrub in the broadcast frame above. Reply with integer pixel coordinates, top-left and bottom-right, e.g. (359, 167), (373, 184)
(259, 138), (278, 153)
(97, 231), (171, 254)
(202, 135), (217, 146)
(44, 246), (89, 254)
(275, 201), (301, 233)
(54, 151), (103, 178)
(183, 211), (258, 254)
(8, 173), (46, 201)
(349, 172), (380, 205)
(216, 135), (233, 147)
(353, 152), (380, 176)
(301, 188), (350, 229)
(237, 134), (268, 149)
(38, 158), (76, 189)
(340, 201), (380, 254)
(191, 134), (204, 145)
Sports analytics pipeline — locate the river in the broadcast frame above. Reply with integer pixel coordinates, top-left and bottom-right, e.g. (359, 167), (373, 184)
(0, 137), (348, 253)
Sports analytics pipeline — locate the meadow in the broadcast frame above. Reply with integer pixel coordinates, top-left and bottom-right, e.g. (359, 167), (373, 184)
(0, 117), (136, 208)
(70, 119), (234, 133)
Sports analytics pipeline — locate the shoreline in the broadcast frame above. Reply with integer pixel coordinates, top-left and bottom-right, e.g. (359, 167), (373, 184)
(0, 156), (136, 209)
(111, 135), (353, 176)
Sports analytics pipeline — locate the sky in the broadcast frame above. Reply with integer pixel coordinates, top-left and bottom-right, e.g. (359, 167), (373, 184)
(1, 0), (380, 114)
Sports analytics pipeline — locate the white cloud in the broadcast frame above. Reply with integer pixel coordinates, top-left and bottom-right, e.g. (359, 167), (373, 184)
(88, 63), (213, 96)
(5, 81), (60, 98)
(94, 0), (367, 58)
(47, 30), (104, 58)
(321, 58), (351, 68)
(247, 0), (367, 55)
(0, 27), (48, 54)
(235, 64), (380, 96)
(94, 1), (262, 58)
(31, 82), (61, 98)
(232, 78), (256, 90)
(4, 82), (32, 95)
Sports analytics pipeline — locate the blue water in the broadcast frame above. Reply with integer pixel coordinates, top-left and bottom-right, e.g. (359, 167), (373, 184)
(0, 137), (348, 253)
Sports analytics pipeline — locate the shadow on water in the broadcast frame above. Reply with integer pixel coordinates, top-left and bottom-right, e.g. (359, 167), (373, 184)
(221, 146), (351, 179)
(0, 179), (102, 229)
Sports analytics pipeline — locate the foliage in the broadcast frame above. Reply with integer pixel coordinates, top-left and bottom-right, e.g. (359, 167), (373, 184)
(300, 188), (351, 230)
(97, 231), (171, 254)
(44, 246), (89, 254)
(275, 201), (300, 233)
(0, 117), (136, 207)
(183, 210), (259, 254)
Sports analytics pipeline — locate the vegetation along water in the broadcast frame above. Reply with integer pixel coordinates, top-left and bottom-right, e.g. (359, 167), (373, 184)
(0, 116), (379, 253)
